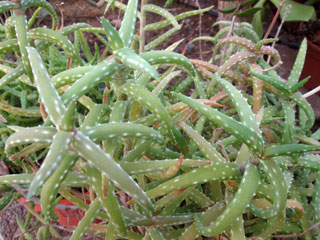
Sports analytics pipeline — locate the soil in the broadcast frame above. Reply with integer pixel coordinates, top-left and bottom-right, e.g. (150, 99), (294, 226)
(1, 0), (318, 239)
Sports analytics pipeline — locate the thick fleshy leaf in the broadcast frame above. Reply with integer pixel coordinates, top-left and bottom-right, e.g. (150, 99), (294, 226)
(83, 123), (164, 144)
(119, 0), (138, 47)
(120, 83), (172, 137)
(173, 93), (263, 154)
(27, 47), (66, 126)
(194, 163), (259, 237)
(115, 47), (159, 79)
(27, 130), (73, 199)
(5, 127), (56, 154)
(101, 17), (124, 51)
(215, 73), (262, 138)
(73, 131), (154, 212)
(146, 162), (241, 199)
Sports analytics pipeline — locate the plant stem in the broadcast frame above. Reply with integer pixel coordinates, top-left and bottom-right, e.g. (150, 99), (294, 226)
(272, 221), (320, 238)
(264, 0), (285, 39)
(139, 0), (148, 53)
(303, 85), (320, 98)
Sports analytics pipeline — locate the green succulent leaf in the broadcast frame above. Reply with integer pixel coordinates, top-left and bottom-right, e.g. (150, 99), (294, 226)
(146, 162), (241, 199)
(290, 92), (315, 131)
(61, 60), (121, 105)
(101, 17), (124, 51)
(5, 127), (56, 154)
(73, 131), (154, 212)
(194, 162), (259, 237)
(27, 47), (66, 127)
(86, 164), (127, 236)
(51, 66), (93, 88)
(215, 73), (262, 138)
(143, 4), (180, 30)
(179, 122), (225, 163)
(80, 104), (109, 131)
(83, 123), (164, 144)
(297, 155), (320, 170)
(0, 101), (41, 117)
(119, 0), (138, 47)
(0, 172), (88, 187)
(312, 170), (320, 223)
(288, 39), (307, 87)
(120, 83), (172, 137)
(173, 93), (263, 154)
(70, 198), (101, 240)
(141, 51), (206, 98)
(28, 28), (82, 65)
(60, 100), (76, 131)
(41, 151), (78, 218)
(249, 71), (290, 94)
(27, 130), (73, 199)
(0, 1), (18, 13)
(120, 159), (211, 175)
(61, 23), (92, 35)
(15, 13), (33, 81)
(21, 0), (58, 27)
(0, 39), (19, 55)
(115, 48), (159, 79)
(144, 6), (214, 31)
(249, 159), (287, 219)
(144, 27), (179, 52)
(264, 144), (320, 157)
(0, 190), (15, 212)
(0, 64), (32, 88)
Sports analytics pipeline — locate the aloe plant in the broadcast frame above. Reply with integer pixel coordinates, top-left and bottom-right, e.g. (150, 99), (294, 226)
(0, 0), (319, 239)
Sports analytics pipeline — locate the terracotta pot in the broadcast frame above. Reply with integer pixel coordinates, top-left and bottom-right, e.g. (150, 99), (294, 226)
(17, 197), (87, 226)
(301, 39), (320, 90)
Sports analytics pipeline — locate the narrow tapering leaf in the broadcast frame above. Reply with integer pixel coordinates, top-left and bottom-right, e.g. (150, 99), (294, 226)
(141, 50), (206, 98)
(27, 130), (73, 199)
(41, 151), (78, 218)
(287, 38), (307, 87)
(21, 0), (58, 27)
(249, 159), (287, 219)
(173, 93), (263, 154)
(144, 6), (213, 31)
(15, 13), (33, 81)
(0, 1), (18, 13)
(62, 60), (121, 105)
(146, 162), (241, 199)
(290, 92), (315, 131)
(120, 83), (172, 137)
(0, 39), (19, 55)
(28, 28), (82, 65)
(73, 131), (154, 211)
(216, 73), (262, 138)
(298, 155), (320, 170)
(5, 127), (56, 154)
(250, 71), (290, 94)
(60, 100), (76, 131)
(115, 48), (159, 79)
(70, 198), (101, 240)
(264, 144), (320, 157)
(143, 4), (180, 29)
(51, 66), (93, 88)
(86, 164), (127, 236)
(101, 17), (124, 51)
(119, 0), (138, 47)
(83, 123), (164, 144)
(120, 159), (211, 175)
(194, 163), (259, 237)
(27, 47), (66, 126)
(179, 122), (225, 163)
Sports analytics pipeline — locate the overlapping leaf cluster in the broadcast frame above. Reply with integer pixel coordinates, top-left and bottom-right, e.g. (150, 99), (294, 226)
(0, 0), (319, 239)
